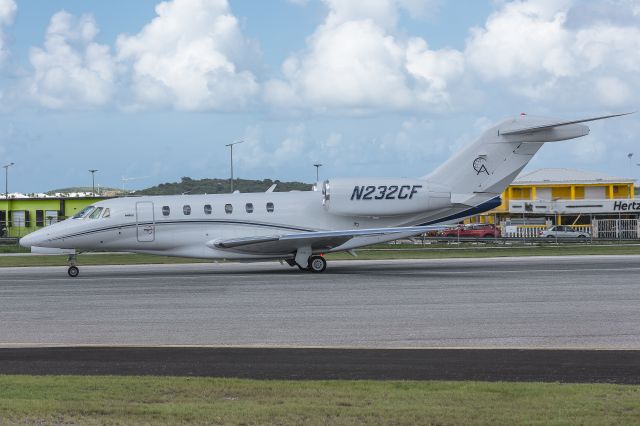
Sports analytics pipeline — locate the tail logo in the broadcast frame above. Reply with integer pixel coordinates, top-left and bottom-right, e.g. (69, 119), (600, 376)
(473, 156), (490, 176)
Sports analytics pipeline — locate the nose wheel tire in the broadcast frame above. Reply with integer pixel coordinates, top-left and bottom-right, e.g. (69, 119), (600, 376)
(67, 266), (79, 278)
(308, 255), (327, 273)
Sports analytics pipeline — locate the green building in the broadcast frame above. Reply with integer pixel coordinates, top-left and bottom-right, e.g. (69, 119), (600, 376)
(1, 197), (108, 238)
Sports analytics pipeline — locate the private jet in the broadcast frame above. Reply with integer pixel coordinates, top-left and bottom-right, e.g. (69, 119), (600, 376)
(20, 112), (630, 276)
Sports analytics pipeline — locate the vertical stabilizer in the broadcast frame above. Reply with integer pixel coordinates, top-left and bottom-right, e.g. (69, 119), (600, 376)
(422, 113), (628, 196)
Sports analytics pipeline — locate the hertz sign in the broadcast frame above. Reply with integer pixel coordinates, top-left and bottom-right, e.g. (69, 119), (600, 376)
(613, 201), (640, 211)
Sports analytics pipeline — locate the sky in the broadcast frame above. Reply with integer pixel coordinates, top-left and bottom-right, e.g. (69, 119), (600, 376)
(1, 0), (639, 193)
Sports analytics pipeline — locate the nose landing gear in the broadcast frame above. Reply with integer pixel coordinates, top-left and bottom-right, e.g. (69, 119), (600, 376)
(67, 254), (79, 277)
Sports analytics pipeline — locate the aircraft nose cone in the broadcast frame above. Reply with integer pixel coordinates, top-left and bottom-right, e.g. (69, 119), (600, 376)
(20, 231), (43, 248)
(19, 234), (34, 248)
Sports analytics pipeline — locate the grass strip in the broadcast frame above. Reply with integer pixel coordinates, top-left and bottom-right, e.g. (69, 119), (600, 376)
(1, 244), (640, 267)
(0, 375), (638, 425)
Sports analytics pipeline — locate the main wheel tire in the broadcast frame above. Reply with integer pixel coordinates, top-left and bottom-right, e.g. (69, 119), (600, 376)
(68, 266), (79, 277)
(308, 255), (327, 273)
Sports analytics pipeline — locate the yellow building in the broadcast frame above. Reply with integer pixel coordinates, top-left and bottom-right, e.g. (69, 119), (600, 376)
(470, 168), (637, 225)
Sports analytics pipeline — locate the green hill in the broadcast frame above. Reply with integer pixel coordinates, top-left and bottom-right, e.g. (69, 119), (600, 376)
(135, 177), (313, 196)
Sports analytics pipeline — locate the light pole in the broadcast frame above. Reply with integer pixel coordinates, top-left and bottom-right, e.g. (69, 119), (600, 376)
(89, 169), (98, 196)
(3, 162), (14, 199)
(313, 163), (322, 182)
(225, 140), (243, 193)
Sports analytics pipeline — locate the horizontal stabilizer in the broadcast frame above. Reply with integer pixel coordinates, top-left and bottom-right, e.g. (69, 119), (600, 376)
(499, 112), (633, 136)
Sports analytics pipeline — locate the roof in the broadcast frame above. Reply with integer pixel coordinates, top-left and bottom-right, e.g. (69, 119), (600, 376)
(512, 168), (635, 185)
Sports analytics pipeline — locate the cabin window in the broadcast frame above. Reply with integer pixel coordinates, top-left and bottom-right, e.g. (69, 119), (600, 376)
(73, 206), (94, 219)
(266, 202), (274, 213)
(246, 203), (254, 213)
(162, 206), (170, 216)
(102, 208), (111, 218)
(204, 204), (212, 215)
(89, 207), (104, 219)
(183, 205), (191, 215)
(225, 204), (233, 214)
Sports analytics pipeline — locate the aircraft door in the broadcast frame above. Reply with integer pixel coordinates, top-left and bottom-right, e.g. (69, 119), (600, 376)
(136, 202), (155, 242)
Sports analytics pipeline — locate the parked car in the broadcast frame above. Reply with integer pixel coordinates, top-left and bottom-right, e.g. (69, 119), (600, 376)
(539, 225), (590, 238)
(440, 224), (501, 238)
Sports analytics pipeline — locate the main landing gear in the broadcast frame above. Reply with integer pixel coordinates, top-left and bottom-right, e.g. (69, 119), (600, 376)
(67, 254), (79, 277)
(308, 255), (327, 273)
(286, 254), (327, 273)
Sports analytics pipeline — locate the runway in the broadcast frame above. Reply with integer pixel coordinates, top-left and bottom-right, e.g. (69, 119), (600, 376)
(1, 255), (639, 349)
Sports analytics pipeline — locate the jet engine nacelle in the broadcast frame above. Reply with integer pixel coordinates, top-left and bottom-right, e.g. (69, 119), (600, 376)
(322, 178), (451, 217)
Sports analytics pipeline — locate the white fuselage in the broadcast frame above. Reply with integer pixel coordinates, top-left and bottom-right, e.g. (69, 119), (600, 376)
(21, 187), (488, 259)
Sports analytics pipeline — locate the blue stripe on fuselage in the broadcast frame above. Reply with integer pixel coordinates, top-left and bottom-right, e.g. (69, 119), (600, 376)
(418, 196), (502, 226)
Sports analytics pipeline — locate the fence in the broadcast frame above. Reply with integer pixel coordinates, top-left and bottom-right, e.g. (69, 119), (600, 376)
(593, 219), (640, 239)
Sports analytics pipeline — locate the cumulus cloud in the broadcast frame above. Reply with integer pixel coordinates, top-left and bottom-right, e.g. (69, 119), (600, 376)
(239, 124), (308, 171)
(116, 0), (259, 111)
(0, 0), (17, 65)
(264, 0), (463, 113)
(27, 11), (117, 109)
(465, 0), (640, 106)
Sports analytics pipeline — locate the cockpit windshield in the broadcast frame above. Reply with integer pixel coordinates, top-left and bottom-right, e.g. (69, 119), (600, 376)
(89, 207), (104, 219)
(72, 206), (95, 219)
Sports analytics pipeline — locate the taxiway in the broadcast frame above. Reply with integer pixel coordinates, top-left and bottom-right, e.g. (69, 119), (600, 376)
(1, 255), (639, 349)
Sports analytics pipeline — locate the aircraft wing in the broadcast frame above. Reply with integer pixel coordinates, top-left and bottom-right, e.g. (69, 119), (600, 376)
(499, 112), (633, 136)
(207, 225), (445, 255)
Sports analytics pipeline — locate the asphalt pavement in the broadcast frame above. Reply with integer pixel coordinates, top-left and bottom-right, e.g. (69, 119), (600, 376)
(1, 255), (639, 349)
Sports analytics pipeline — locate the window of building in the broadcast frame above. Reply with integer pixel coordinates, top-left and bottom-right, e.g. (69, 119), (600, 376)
(102, 208), (111, 218)
(204, 204), (212, 215)
(35, 210), (45, 227)
(246, 203), (254, 213)
(45, 210), (58, 225)
(225, 204), (233, 214)
(162, 206), (170, 216)
(11, 211), (28, 227)
(183, 205), (191, 215)
(266, 202), (274, 213)
(89, 207), (104, 219)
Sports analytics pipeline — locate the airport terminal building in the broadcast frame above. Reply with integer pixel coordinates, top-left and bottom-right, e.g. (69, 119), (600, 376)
(471, 168), (639, 237)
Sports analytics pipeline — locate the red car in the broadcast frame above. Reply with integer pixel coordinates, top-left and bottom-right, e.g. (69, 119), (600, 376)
(440, 224), (501, 238)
